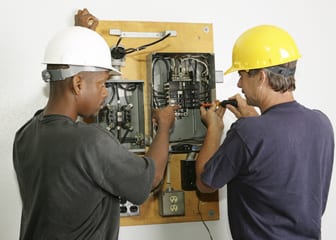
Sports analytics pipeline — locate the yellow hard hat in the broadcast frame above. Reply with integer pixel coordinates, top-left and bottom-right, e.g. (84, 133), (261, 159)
(224, 25), (301, 75)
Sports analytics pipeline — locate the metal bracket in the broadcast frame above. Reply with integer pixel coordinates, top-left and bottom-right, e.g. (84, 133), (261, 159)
(109, 29), (177, 38)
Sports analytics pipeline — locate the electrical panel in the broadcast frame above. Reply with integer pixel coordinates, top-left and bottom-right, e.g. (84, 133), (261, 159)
(96, 80), (145, 217)
(147, 52), (216, 147)
(97, 80), (145, 153)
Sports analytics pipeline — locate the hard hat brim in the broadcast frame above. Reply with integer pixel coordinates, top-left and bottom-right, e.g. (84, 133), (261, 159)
(110, 66), (121, 76)
(224, 66), (237, 75)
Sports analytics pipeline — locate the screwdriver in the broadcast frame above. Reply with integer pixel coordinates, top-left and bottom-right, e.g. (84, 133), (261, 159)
(201, 99), (238, 108)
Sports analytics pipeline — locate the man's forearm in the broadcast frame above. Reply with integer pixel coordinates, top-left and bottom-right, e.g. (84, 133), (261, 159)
(146, 127), (170, 188)
(196, 126), (222, 193)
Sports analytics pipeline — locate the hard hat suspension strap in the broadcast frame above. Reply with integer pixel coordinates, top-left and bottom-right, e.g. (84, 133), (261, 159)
(42, 65), (108, 82)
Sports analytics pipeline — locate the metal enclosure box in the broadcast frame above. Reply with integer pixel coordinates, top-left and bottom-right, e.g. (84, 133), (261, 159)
(147, 52), (216, 146)
(96, 80), (145, 152)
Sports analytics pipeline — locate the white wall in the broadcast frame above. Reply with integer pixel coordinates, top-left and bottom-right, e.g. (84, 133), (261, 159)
(1, 0), (335, 239)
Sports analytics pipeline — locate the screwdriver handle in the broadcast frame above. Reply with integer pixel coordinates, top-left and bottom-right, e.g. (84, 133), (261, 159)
(200, 99), (238, 108)
(219, 99), (238, 108)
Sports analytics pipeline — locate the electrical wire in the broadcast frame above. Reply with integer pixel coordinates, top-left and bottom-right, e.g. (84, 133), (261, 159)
(115, 37), (122, 48)
(125, 32), (171, 54)
(166, 154), (172, 192)
(181, 57), (209, 76)
(118, 83), (137, 105)
(108, 84), (116, 104)
(198, 199), (214, 240)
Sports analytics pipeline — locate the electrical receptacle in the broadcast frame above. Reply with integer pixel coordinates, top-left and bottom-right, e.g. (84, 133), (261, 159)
(119, 197), (140, 217)
(159, 190), (185, 217)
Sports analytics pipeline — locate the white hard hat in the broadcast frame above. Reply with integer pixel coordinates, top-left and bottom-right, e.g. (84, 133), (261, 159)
(42, 26), (120, 81)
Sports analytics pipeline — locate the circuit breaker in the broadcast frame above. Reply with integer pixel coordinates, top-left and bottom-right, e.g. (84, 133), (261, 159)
(97, 80), (145, 152)
(147, 52), (216, 148)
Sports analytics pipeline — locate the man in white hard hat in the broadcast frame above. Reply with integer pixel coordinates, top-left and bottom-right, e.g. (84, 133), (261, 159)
(13, 26), (178, 239)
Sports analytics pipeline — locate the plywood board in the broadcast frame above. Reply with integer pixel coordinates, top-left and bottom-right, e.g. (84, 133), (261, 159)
(96, 20), (219, 226)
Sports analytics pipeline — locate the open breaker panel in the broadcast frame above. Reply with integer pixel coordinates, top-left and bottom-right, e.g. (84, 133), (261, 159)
(95, 20), (219, 226)
(148, 52), (216, 146)
(97, 80), (145, 153)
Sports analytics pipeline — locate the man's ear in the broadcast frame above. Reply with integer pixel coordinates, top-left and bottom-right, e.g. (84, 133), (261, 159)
(259, 70), (267, 86)
(71, 75), (83, 95)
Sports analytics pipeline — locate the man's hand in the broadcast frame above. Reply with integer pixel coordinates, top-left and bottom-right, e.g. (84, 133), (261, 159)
(147, 105), (179, 189)
(152, 105), (180, 132)
(200, 101), (225, 131)
(226, 94), (259, 118)
(74, 8), (99, 30)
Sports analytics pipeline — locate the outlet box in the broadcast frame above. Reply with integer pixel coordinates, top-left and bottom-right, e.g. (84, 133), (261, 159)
(159, 190), (185, 217)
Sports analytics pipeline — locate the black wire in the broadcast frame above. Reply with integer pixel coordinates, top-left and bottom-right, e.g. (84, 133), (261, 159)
(108, 85), (116, 104)
(116, 37), (122, 47)
(118, 83), (137, 105)
(119, 83), (137, 91)
(120, 128), (129, 143)
(115, 84), (120, 101)
(198, 199), (214, 240)
(125, 32), (171, 54)
(152, 57), (171, 108)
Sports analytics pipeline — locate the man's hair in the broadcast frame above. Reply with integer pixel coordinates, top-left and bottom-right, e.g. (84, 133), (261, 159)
(247, 61), (297, 93)
(47, 64), (69, 70)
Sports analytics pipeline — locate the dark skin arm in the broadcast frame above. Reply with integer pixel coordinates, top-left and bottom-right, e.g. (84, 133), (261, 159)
(74, 8), (99, 30)
(146, 105), (179, 189)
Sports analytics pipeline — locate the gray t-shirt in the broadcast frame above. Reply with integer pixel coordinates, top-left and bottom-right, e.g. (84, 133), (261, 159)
(13, 110), (155, 240)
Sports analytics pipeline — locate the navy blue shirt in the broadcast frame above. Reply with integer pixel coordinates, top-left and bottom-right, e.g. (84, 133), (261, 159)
(202, 101), (334, 239)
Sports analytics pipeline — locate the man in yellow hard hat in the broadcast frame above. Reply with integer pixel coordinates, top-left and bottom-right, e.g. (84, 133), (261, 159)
(196, 25), (334, 239)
